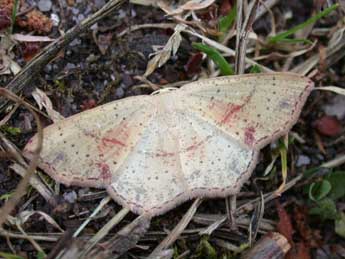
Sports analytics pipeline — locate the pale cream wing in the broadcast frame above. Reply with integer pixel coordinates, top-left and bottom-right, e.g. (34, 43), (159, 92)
(107, 93), (257, 215)
(23, 95), (156, 188)
(178, 73), (314, 149)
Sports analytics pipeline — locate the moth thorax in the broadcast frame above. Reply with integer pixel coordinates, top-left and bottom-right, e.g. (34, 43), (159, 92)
(156, 94), (181, 129)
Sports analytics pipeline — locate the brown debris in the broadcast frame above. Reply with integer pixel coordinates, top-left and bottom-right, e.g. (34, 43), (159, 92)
(314, 115), (342, 137)
(241, 232), (291, 259)
(0, 8), (11, 30)
(22, 42), (41, 61)
(17, 9), (52, 34)
(0, 0), (14, 15)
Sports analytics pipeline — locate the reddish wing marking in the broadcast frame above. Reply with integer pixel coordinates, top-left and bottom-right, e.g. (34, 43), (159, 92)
(97, 122), (130, 155)
(220, 104), (242, 125)
(219, 89), (255, 125)
(101, 138), (126, 147)
(244, 126), (256, 146)
(96, 162), (112, 183)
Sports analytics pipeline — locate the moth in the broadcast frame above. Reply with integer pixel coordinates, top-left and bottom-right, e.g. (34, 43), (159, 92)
(24, 73), (314, 216)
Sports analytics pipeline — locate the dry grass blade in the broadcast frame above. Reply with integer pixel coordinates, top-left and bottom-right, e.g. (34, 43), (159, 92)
(249, 192), (265, 244)
(0, 88), (43, 228)
(225, 195), (237, 230)
(148, 198), (203, 258)
(291, 27), (345, 75)
(0, 132), (55, 205)
(193, 175), (302, 237)
(73, 196), (112, 237)
(320, 153), (345, 168)
(235, 0), (260, 74)
(82, 207), (130, 254)
(87, 214), (151, 259)
(254, 0), (279, 21)
(316, 86), (345, 96)
(32, 88), (64, 122)
(9, 163), (56, 205)
(241, 232), (291, 259)
(194, 214), (275, 234)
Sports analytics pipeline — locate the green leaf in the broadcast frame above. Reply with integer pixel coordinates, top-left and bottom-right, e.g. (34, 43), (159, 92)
(309, 198), (337, 220)
(196, 237), (217, 259)
(303, 166), (322, 178)
(268, 3), (339, 44)
(36, 251), (46, 259)
(0, 192), (13, 201)
(1, 125), (21, 136)
(10, 0), (20, 33)
(219, 6), (237, 40)
(249, 65), (261, 74)
(0, 252), (26, 259)
(192, 42), (234, 75)
(308, 180), (332, 201)
(275, 38), (313, 45)
(335, 212), (345, 238)
(325, 171), (345, 200)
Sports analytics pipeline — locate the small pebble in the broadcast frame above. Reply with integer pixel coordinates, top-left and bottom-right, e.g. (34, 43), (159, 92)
(69, 38), (81, 46)
(323, 95), (345, 120)
(118, 9), (126, 19)
(50, 13), (60, 26)
(63, 191), (77, 203)
(77, 14), (85, 22)
(38, 0), (52, 12)
(72, 8), (79, 15)
(116, 87), (125, 98)
(95, 0), (106, 8)
(296, 155), (311, 167)
(65, 63), (76, 70)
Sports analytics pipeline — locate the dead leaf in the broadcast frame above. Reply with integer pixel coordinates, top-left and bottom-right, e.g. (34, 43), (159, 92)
(11, 34), (55, 42)
(32, 88), (64, 122)
(144, 24), (185, 77)
(164, 0), (216, 15)
(276, 200), (294, 245)
(7, 210), (64, 232)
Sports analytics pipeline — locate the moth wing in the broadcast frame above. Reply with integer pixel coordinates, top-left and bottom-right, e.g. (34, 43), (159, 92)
(24, 95), (156, 188)
(179, 73), (314, 149)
